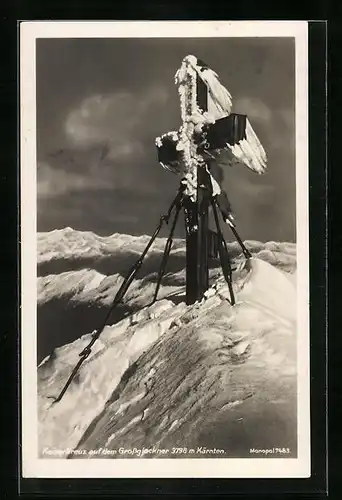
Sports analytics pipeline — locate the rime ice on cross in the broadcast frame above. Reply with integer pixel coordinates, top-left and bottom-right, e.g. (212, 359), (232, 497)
(156, 54), (266, 215)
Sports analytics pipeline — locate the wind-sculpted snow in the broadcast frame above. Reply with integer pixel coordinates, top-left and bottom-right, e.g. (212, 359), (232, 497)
(38, 298), (188, 454)
(37, 228), (297, 458)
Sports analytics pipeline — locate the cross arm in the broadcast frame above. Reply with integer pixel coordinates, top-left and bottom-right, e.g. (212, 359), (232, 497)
(155, 131), (182, 173)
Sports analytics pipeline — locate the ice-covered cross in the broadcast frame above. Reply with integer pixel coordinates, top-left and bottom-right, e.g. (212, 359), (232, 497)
(155, 55), (267, 203)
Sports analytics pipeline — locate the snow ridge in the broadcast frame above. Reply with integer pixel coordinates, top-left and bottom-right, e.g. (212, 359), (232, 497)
(37, 228), (297, 458)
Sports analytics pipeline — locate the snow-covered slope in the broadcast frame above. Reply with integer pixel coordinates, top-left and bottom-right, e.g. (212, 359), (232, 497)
(37, 228), (297, 458)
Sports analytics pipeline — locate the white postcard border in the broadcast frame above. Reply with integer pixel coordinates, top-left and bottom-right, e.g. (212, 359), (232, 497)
(20, 20), (310, 479)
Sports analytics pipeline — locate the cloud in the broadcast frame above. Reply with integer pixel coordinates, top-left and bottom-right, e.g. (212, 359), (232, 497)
(64, 85), (169, 160)
(222, 166), (276, 210)
(271, 108), (295, 152)
(37, 161), (109, 198)
(278, 108), (294, 128)
(39, 84), (170, 199)
(233, 97), (272, 124)
(106, 140), (145, 161)
(65, 92), (139, 146)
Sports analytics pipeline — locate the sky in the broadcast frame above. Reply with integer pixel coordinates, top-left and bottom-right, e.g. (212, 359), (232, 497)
(36, 37), (295, 242)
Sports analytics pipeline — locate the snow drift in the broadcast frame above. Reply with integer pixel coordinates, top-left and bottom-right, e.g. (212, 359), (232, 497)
(37, 228), (297, 458)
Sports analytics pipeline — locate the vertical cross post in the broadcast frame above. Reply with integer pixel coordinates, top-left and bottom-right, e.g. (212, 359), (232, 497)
(183, 164), (212, 305)
(183, 195), (198, 305)
(196, 164), (211, 300)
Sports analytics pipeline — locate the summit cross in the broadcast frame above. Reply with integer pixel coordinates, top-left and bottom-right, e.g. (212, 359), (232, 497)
(155, 55), (267, 304)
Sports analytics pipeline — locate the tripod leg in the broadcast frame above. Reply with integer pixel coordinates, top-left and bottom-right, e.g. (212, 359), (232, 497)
(229, 224), (252, 259)
(53, 192), (181, 404)
(151, 202), (182, 304)
(214, 198), (252, 259)
(211, 199), (236, 306)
